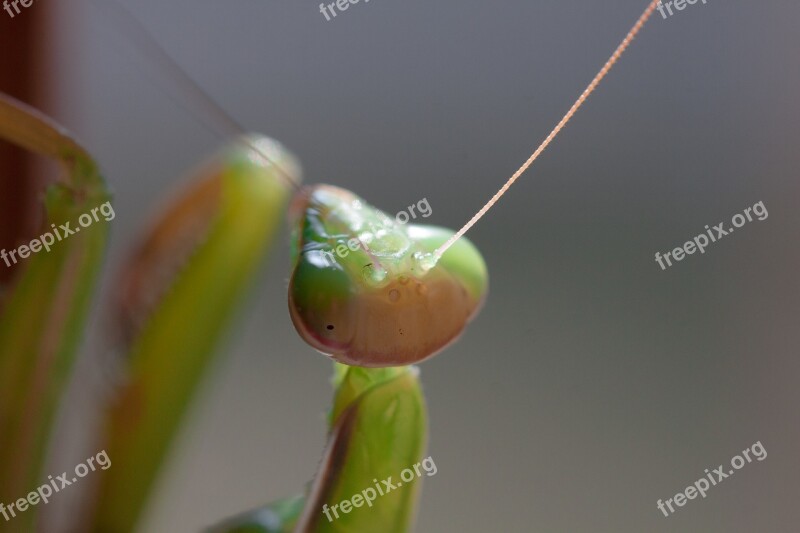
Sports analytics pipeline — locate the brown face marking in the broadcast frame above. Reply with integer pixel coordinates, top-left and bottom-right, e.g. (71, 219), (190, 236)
(291, 270), (483, 367)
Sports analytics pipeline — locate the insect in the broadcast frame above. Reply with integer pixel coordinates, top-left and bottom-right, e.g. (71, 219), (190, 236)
(102, 0), (659, 367)
(0, 1), (661, 531)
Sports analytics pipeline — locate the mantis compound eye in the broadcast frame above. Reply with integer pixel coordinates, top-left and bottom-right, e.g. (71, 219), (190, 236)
(288, 185), (488, 367)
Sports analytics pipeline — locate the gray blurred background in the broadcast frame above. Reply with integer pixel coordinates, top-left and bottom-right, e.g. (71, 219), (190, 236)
(35, 0), (800, 531)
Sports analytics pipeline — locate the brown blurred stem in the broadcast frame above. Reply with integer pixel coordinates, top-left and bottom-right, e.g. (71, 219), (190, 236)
(0, 5), (51, 286)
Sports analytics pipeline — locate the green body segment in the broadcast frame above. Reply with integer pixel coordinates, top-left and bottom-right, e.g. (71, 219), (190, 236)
(288, 185), (488, 367)
(212, 364), (428, 533)
(294, 364), (428, 533)
(0, 94), (110, 533)
(92, 136), (300, 533)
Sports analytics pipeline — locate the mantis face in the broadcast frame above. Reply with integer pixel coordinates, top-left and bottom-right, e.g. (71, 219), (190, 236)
(288, 185), (488, 367)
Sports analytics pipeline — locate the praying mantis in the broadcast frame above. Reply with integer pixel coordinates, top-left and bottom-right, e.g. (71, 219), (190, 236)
(0, 1), (661, 531)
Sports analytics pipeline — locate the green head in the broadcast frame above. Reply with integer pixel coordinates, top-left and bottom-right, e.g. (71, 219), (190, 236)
(288, 185), (488, 367)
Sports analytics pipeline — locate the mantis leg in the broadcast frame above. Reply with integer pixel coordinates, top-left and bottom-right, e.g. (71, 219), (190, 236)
(0, 93), (110, 532)
(89, 135), (299, 533)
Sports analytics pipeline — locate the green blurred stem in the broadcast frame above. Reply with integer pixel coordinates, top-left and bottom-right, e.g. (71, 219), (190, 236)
(90, 138), (296, 533)
(0, 93), (110, 532)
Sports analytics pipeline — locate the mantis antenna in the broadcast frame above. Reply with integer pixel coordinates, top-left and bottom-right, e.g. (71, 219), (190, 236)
(93, 0), (659, 250)
(433, 0), (661, 260)
(88, 0), (301, 191)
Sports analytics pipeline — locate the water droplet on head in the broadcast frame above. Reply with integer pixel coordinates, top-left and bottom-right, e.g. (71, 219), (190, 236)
(361, 263), (388, 284)
(413, 252), (437, 273)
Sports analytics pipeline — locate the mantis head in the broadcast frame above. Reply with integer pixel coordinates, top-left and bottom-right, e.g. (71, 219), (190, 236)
(285, 0), (663, 368)
(288, 185), (488, 367)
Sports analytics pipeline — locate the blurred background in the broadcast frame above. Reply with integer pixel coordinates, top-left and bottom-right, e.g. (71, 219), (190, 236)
(2, 0), (799, 531)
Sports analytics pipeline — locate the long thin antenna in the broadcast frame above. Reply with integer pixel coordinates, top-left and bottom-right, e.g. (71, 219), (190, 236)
(434, 0), (660, 259)
(89, 0), (300, 190)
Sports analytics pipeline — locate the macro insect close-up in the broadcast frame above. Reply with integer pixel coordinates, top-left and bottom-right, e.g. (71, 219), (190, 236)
(1, 1), (799, 532)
